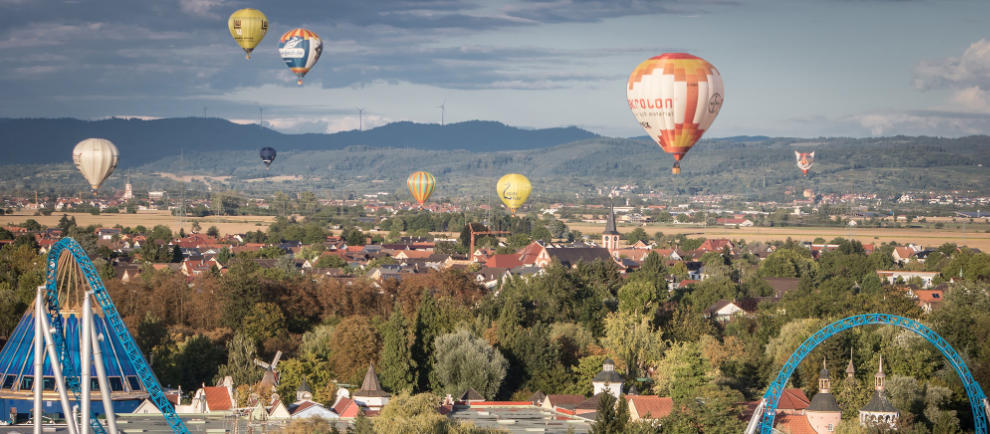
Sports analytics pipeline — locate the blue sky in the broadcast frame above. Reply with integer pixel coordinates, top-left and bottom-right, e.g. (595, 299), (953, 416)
(1, 0), (989, 138)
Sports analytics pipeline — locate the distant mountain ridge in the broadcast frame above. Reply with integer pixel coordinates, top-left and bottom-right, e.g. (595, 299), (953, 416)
(0, 117), (598, 167)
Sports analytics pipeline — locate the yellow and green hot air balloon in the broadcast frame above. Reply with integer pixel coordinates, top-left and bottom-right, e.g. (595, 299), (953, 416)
(228, 8), (268, 59)
(407, 171), (437, 206)
(496, 173), (531, 214)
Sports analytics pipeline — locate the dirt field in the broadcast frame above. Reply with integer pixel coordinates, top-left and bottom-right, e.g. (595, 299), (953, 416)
(567, 223), (990, 251)
(0, 211), (275, 235)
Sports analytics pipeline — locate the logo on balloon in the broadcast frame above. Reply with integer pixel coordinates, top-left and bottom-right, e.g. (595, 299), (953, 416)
(708, 93), (723, 113)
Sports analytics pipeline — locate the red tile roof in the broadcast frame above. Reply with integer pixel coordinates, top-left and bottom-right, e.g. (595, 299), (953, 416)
(627, 396), (673, 419)
(778, 388), (811, 412)
(485, 254), (524, 269)
(774, 414), (817, 434)
(202, 386), (233, 411)
(544, 394), (586, 409)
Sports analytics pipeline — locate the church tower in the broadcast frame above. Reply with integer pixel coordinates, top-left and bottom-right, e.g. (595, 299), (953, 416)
(806, 358), (842, 433)
(859, 355), (899, 428)
(602, 202), (620, 251)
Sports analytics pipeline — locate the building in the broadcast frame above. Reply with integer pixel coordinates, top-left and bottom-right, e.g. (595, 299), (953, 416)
(859, 356), (899, 428)
(626, 395), (673, 421)
(352, 364), (390, 410)
(591, 358), (623, 398)
(0, 298), (149, 418)
(601, 204), (621, 251)
(805, 359), (842, 433)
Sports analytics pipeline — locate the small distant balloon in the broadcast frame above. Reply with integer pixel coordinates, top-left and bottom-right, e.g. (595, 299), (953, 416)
(627, 53), (724, 174)
(260, 147), (277, 169)
(228, 8), (268, 59)
(496, 173), (531, 214)
(278, 28), (322, 85)
(795, 151), (815, 176)
(407, 171), (437, 206)
(73, 138), (119, 192)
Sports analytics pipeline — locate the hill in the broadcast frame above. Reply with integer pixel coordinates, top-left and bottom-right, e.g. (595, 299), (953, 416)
(0, 117), (598, 166)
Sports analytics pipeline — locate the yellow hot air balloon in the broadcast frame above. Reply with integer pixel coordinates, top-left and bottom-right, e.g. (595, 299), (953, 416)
(627, 53), (724, 174)
(228, 9), (268, 59)
(496, 173), (531, 214)
(72, 138), (119, 193)
(407, 171), (437, 206)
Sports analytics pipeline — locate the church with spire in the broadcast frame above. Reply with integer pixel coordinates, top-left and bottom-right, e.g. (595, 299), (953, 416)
(601, 202), (621, 251)
(775, 352), (899, 433)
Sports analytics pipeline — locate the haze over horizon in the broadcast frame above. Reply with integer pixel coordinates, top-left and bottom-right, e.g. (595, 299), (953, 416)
(2, 0), (990, 138)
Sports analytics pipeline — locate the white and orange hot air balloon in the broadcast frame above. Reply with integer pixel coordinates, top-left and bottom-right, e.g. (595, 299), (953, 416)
(627, 53), (724, 174)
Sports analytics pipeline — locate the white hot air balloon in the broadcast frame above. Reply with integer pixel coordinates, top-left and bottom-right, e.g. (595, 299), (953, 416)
(72, 138), (119, 193)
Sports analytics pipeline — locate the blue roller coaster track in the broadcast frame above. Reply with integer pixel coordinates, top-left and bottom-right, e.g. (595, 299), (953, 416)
(750, 313), (988, 434)
(45, 237), (189, 434)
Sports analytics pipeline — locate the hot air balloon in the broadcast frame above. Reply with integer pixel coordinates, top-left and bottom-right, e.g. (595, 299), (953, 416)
(72, 138), (119, 193)
(795, 151), (815, 176)
(228, 8), (268, 59)
(407, 171), (436, 206)
(496, 173), (531, 214)
(278, 28), (322, 85)
(627, 53), (724, 174)
(260, 147), (277, 169)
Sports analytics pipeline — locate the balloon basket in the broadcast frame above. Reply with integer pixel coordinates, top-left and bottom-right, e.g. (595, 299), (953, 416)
(297, 79), (303, 86)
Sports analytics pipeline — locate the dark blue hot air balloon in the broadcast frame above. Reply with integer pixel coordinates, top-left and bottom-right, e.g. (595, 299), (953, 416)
(260, 147), (276, 169)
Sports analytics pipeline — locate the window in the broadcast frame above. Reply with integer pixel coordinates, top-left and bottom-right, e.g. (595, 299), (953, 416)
(91, 378), (100, 390)
(127, 376), (141, 391)
(827, 424), (833, 431)
(20, 376), (32, 390)
(43, 377), (55, 391)
(2, 375), (16, 389)
(109, 377), (123, 391)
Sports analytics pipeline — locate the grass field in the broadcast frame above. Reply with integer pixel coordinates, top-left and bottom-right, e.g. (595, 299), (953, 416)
(4, 211), (989, 251)
(0, 211), (275, 235)
(567, 222), (990, 251)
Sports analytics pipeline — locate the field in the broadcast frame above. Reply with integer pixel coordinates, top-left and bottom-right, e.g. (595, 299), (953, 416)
(0, 211), (275, 235)
(567, 222), (990, 251)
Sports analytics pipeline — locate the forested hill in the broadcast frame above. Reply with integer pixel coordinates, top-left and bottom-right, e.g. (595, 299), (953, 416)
(0, 117), (598, 166)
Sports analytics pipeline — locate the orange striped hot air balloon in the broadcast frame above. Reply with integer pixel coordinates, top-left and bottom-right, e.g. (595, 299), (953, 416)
(407, 171), (437, 206)
(627, 53), (724, 174)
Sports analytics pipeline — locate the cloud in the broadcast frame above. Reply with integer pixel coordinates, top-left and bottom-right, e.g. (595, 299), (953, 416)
(851, 110), (990, 137)
(179, 0), (225, 17)
(502, 0), (732, 23)
(914, 38), (990, 91)
(949, 86), (989, 112)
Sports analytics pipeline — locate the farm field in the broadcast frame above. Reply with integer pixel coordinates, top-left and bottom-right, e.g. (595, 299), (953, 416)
(0, 211), (275, 235)
(567, 222), (990, 251)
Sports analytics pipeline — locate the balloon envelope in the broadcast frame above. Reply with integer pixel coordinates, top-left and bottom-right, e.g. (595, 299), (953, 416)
(228, 8), (268, 59)
(260, 147), (277, 168)
(496, 173), (531, 213)
(407, 171), (437, 205)
(795, 151), (815, 175)
(278, 28), (322, 85)
(627, 53), (724, 174)
(72, 138), (119, 191)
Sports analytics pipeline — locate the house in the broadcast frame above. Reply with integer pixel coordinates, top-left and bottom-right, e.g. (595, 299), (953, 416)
(541, 394), (586, 413)
(875, 270), (939, 289)
(459, 388), (485, 404)
(697, 239), (735, 254)
(892, 247), (916, 264)
(95, 228), (122, 240)
(484, 254), (524, 269)
(764, 277), (801, 298)
(913, 289), (944, 313)
(290, 400), (338, 419)
(352, 364), (390, 410)
(180, 379), (235, 414)
(591, 358), (623, 398)
(704, 300), (747, 322)
(716, 218), (754, 227)
(331, 397), (362, 419)
(536, 246), (622, 269)
(626, 396), (673, 421)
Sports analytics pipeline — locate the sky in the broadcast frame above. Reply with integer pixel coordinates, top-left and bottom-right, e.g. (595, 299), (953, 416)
(1, 0), (989, 138)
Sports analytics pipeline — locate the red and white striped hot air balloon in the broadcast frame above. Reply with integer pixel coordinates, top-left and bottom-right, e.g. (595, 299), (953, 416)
(627, 53), (724, 174)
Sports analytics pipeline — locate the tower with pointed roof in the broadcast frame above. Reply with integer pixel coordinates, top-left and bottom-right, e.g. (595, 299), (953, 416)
(845, 348), (856, 381)
(592, 358), (623, 398)
(806, 358), (842, 433)
(602, 202), (621, 251)
(859, 355), (899, 428)
(295, 377), (313, 402)
(352, 364), (390, 410)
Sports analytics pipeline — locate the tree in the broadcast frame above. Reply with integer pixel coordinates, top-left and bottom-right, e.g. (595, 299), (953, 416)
(651, 341), (710, 403)
(759, 248), (817, 278)
(240, 302), (288, 353)
(590, 392), (629, 434)
(602, 311), (664, 378)
(372, 391), (453, 433)
(207, 225), (220, 237)
(328, 315), (382, 384)
(431, 329), (508, 400)
(379, 307), (416, 393)
(625, 227), (649, 244)
(215, 333), (262, 387)
(411, 291), (445, 392)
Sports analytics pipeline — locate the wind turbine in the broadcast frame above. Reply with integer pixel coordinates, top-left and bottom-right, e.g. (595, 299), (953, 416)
(438, 99), (446, 126)
(357, 107), (365, 131)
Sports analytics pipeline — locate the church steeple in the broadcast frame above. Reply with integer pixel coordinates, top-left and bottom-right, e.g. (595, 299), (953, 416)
(818, 357), (831, 393)
(846, 348), (856, 380)
(602, 201), (620, 251)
